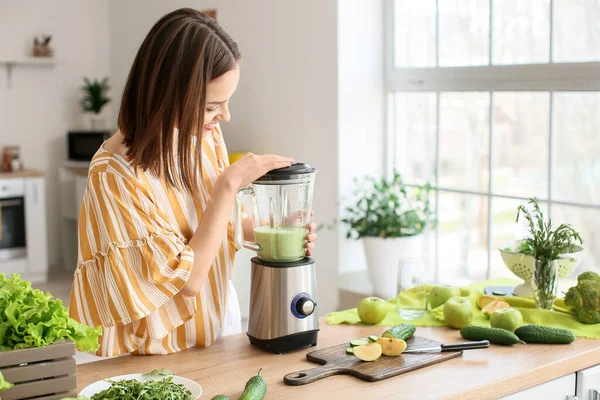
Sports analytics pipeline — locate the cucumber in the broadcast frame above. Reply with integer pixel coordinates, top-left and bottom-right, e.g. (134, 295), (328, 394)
(368, 335), (379, 342)
(359, 337), (369, 342)
(211, 396), (231, 400)
(460, 326), (521, 346)
(346, 347), (354, 354)
(515, 325), (576, 344)
(349, 339), (369, 347)
(239, 368), (267, 400)
(382, 324), (416, 341)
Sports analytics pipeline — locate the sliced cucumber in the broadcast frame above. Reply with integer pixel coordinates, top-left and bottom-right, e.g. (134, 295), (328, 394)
(368, 335), (379, 342)
(359, 337), (369, 342)
(349, 339), (369, 347)
(346, 347), (354, 354)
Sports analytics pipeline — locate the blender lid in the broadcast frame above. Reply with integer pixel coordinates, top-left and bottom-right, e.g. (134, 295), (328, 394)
(254, 162), (316, 182)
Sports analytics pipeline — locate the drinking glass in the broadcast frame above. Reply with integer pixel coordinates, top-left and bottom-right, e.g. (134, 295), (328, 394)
(396, 257), (427, 319)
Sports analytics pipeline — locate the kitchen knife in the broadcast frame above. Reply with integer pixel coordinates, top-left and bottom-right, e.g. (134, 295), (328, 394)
(403, 340), (490, 353)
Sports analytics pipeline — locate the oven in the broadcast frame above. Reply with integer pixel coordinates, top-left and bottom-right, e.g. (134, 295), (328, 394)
(0, 179), (26, 261)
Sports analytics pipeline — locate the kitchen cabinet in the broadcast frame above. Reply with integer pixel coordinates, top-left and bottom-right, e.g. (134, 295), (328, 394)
(24, 177), (48, 278)
(0, 173), (47, 282)
(502, 373), (576, 399)
(576, 364), (600, 400)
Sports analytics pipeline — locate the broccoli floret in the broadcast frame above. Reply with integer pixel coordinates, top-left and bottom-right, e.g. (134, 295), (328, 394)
(578, 271), (600, 283)
(565, 273), (600, 324)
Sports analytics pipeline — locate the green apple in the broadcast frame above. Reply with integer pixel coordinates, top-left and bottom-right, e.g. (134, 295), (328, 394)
(429, 285), (461, 309)
(490, 308), (523, 332)
(443, 296), (473, 329)
(357, 297), (388, 324)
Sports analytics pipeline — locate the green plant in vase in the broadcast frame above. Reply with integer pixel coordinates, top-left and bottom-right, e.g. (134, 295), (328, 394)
(341, 170), (435, 299)
(80, 77), (110, 130)
(516, 198), (583, 309)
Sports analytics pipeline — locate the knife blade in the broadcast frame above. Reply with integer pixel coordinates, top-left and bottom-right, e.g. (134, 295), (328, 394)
(403, 340), (490, 353)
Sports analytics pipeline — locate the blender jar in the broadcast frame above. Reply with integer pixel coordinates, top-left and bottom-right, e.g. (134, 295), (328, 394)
(234, 163), (316, 263)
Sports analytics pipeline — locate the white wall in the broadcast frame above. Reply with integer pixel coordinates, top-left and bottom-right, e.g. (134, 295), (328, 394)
(337, 0), (385, 274)
(109, 1), (340, 313)
(0, 0), (111, 267)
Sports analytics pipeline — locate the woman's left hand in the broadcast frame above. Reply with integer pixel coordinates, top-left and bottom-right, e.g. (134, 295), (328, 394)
(306, 221), (317, 257)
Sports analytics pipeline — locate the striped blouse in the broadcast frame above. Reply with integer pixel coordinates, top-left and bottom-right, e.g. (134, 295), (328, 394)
(69, 126), (238, 356)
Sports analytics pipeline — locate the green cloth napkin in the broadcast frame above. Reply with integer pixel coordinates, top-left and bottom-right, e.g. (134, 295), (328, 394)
(327, 278), (600, 339)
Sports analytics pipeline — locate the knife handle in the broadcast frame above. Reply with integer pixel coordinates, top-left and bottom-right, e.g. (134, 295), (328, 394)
(440, 340), (490, 351)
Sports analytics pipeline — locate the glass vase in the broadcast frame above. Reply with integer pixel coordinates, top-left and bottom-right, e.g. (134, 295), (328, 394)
(531, 259), (559, 310)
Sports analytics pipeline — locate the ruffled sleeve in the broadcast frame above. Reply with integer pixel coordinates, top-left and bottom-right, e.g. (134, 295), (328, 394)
(69, 171), (197, 341)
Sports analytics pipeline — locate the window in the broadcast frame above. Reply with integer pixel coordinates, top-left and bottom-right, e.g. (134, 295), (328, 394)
(386, 0), (600, 285)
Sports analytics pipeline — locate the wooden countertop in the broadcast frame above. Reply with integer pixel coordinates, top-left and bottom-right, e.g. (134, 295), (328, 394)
(76, 318), (600, 399)
(0, 169), (44, 179)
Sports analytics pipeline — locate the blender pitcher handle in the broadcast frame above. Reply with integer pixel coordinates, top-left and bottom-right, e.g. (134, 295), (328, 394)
(234, 186), (261, 252)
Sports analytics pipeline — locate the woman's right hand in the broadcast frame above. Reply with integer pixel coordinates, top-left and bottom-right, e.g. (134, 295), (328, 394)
(220, 153), (295, 190)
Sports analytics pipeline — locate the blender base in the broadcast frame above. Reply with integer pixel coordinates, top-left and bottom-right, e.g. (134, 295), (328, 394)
(247, 330), (319, 354)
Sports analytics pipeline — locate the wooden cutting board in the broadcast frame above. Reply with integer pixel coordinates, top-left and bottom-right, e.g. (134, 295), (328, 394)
(284, 336), (462, 385)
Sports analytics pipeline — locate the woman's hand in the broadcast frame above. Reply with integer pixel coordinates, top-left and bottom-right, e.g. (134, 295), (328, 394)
(282, 210), (318, 256)
(306, 221), (317, 257)
(220, 153), (294, 190)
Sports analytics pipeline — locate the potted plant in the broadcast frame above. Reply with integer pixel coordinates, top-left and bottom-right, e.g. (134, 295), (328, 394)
(80, 77), (110, 130)
(515, 198), (583, 309)
(342, 170), (435, 299)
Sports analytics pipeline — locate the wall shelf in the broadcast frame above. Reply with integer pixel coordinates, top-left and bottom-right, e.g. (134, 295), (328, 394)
(0, 58), (57, 89)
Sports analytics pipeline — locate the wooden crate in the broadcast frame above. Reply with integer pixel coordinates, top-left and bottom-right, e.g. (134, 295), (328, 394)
(0, 341), (77, 400)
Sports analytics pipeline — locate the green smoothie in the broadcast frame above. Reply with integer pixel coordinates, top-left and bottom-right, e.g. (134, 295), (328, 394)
(254, 226), (308, 262)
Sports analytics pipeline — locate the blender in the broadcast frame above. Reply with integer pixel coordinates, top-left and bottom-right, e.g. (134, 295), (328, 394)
(234, 163), (319, 354)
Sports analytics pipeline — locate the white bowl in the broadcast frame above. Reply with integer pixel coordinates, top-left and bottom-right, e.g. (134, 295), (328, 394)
(79, 373), (202, 399)
(498, 239), (584, 296)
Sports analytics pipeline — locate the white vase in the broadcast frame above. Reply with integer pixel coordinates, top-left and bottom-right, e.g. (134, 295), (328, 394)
(362, 235), (424, 300)
(82, 110), (108, 131)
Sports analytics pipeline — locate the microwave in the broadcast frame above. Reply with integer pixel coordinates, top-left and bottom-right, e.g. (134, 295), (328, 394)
(67, 131), (111, 161)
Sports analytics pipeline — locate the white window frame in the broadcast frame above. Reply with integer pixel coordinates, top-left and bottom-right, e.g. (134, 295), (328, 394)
(384, 0), (600, 282)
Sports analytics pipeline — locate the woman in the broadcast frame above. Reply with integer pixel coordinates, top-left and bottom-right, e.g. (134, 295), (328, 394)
(69, 8), (317, 356)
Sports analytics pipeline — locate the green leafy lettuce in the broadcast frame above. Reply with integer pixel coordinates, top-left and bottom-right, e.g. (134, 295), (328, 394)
(0, 273), (101, 352)
(0, 371), (13, 391)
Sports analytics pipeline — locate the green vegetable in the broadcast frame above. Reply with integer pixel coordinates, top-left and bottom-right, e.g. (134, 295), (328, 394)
(515, 325), (576, 344)
(368, 335), (379, 342)
(346, 347), (354, 354)
(0, 371), (14, 391)
(90, 376), (192, 400)
(144, 368), (173, 377)
(211, 396), (231, 400)
(239, 368), (267, 400)
(349, 339), (368, 347)
(382, 324), (416, 341)
(564, 271), (600, 324)
(0, 273), (101, 352)
(460, 326), (522, 346)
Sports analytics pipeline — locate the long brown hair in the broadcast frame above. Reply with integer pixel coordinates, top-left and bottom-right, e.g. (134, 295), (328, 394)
(118, 8), (240, 196)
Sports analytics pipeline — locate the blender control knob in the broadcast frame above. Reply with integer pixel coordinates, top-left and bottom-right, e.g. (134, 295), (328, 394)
(297, 298), (315, 317)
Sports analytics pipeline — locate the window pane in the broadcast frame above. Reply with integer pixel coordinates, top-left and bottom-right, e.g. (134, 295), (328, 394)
(439, 92), (490, 191)
(490, 198), (549, 280)
(552, 205), (599, 278)
(492, 0), (550, 64)
(492, 92), (549, 198)
(439, 0), (490, 66)
(552, 93), (600, 204)
(438, 192), (489, 285)
(553, 0), (600, 62)
(394, 0), (437, 67)
(393, 92), (437, 184)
